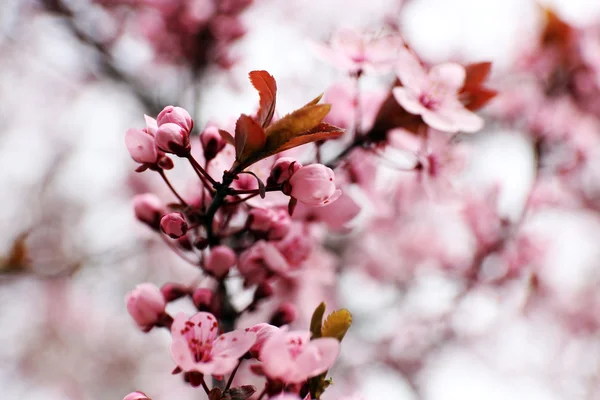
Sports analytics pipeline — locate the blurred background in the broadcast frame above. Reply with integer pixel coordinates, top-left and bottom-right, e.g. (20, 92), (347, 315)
(2, 0), (600, 399)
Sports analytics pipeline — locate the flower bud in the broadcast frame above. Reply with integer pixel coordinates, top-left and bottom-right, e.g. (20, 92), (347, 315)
(288, 164), (341, 207)
(205, 245), (236, 278)
(269, 302), (296, 327)
(200, 125), (227, 161)
(157, 106), (193, 132)
(156, 123), (191, 156)
(133, 194), (165, 230)
(267, 157), (302, 185)
(192, 288), (214, 312)
(160, 213), (188, 239)
(252, 282), (273, 304)
(123, 391), (151, 400)
(161, 282), (189, 302)
(125, 128), (158, 164)
(125, 283), (166, 332)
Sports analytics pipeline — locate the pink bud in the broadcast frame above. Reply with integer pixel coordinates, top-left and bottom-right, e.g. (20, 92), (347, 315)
(156, 123), (191, 156)
(125, 283), (166, 332)
(268, 157), (302, 185)
(133, 194), (165, 230)
(160, 212), (188, 239)
(161, 282), (189, 302)
(200, 125), (227, 160)
(253, 282), (273, 302)
(123, 392), (151, 400)
(156, 105), (193, 132)
(288, 164), (341, 207)
(125, 128), (158, 164)
(205, 245), (236, 278)
(269, 302), (296, 327)
(192, 288), (214, 312)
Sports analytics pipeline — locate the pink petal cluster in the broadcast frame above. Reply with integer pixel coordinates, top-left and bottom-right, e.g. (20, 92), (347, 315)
(204, 245), (237, 278)
(123, 391), (151, 400)
(393, 51), (484, 133)
(125, 283), (166, 331)
(288, 164), (341, 207)
(160, 212), (188, 239)
(170, 312), (256, 375)
(238, 241), (291, 285)
(259, 330), (340, 383)
(248, 208), (291, 240)
(155, 106), (193, 155)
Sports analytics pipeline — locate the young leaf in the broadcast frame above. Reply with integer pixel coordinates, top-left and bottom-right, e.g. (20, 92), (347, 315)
(222, 386), (257, 400)
(249, 70), (277, 128)
(310, 302), (327, 339)
(464, 62), (492, 88)
(219, 129), (235, 146)
(235, 114), (267, 164)
(271, 122), (344, 154)
(321, 308), (352, 342)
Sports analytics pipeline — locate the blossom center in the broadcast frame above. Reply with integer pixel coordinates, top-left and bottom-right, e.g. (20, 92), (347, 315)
(180, 320), (216, 363)
(286, 337), (305, 358)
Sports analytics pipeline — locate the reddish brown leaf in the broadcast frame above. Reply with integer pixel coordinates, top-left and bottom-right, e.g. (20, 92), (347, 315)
(273, 123), (344, 153)
(464, 62), (492, 88)
(249, 70), (277, 128)
(235, 115), (266, 164)
(464, 88), (498, 111)
(219, 129), (235, 146)
(541, 8), (573, 49)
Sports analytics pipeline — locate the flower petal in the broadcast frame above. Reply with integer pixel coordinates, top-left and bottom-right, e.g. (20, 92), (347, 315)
(429, 63), (466, 91)
(212, 330), (257, 359)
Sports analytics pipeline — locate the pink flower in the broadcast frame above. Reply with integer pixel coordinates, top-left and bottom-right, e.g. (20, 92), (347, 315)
(268, 157), (302, 185)
(238, 241), (291, 285)
(248, 208), (291, 240)
(170, 312), (256, 375)
(259, 330), (340, 383)
(205, 245), (236, 278)
(125, 283), (166, 331)
(156, 123), (191, 155)
(123, 391), (151, 400)
(315, 29), (405, 74)
(133, 193), (165, 230)
(393, 51), (484, 133)
(157, 105), (194, 132)
(125, 128), (158, 164)
(160, 212), (188, 238)
(200, 125), (227, 160)
(274, 223), (312, 266)
(288, 164), (341, 207)
(245, 323), (281, 357)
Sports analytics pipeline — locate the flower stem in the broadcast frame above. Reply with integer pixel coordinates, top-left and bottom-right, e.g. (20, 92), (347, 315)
(187, 154), (217, 188)
(224, 360), (242, 391)
(157, 170), (188, 206)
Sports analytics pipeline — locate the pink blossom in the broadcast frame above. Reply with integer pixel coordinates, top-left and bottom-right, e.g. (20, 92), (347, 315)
(238, 241), (291, 285)
(123, 391), (151, 400)
(205, 245), (236, 278)
(125, 283), (166, 331)
(268, 157), (302, 185)
(248, 208), (291, 240)
(315, 29), (405, 74)
(201, 125), (227, 160)
(133, 193), (165, 230)
(304, 191), (361, 231)
(157, 105), (194, 132)
(170, 312), (256, 375)
(245, 323), (281, 357)
(393, 51), (484, 133)
(274, 222), (312, 266)
(125, 128), (158, 164)
(259, 330), (340, 383)
(156, 122), (191, 155)
(288, 164), (341, 207)
(160, 212), (188, 238)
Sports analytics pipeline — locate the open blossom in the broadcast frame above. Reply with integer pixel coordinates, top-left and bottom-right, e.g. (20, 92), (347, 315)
(259, 330), (340, 383)
(288, 164), (341, 206)
(125, 283), (166, 331)
(315, 29), (405, 74)
(170, 312), (256, 375)
(393, 51), (484, 133)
